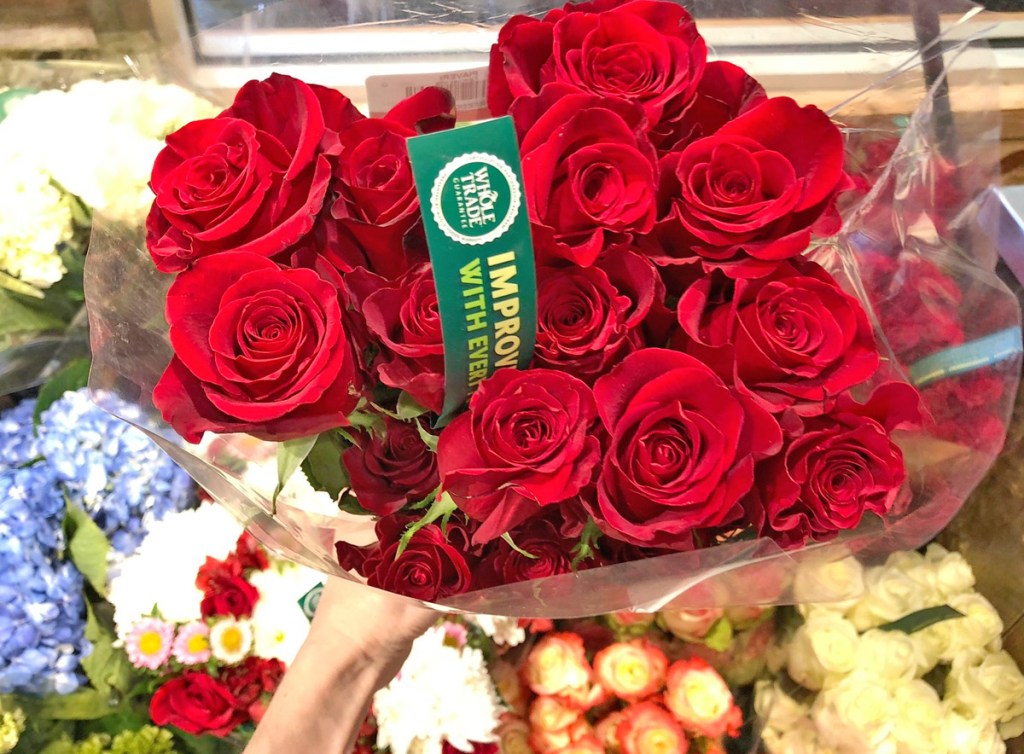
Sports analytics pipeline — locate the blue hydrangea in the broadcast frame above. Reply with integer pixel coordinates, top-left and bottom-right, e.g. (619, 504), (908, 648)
(0, 431), (88, 695)
(36, 389), (194, 556)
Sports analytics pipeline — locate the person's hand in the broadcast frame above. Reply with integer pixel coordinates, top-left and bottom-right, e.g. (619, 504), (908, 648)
(244, 576), (438, 754)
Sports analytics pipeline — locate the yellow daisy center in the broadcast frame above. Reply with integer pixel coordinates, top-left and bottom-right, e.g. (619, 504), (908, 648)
(139, 631), (164, 656)
(220, 627), (243, 653)
(187, 634), (210, 654)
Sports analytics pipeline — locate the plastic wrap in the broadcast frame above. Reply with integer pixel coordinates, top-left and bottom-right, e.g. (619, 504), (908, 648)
(86, 0), (1021, 616)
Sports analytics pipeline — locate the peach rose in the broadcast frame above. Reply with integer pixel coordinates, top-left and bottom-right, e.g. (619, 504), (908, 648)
(497, 716), (534, 754)
(530, 696), (581, 732)
(608, 612), (658, 638)
(552, 736), (605, 754)
(594, 640), (668, 702)
(616, 701), (689, 754)
(529, 702), (593, 754)
(558, 681), (608, 712)
(524, 633), (593, 697)
(595, 711), (626, 753)
(659, 609), (724, 642)
(493, 659), (530, 717)
(664, 658), (742, 739)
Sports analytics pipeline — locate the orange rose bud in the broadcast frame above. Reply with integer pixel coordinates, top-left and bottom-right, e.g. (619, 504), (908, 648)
(530, 695), (581, 733)
(594, 711), (626, 753)
(616, 701), (689, 754)
(498, 716), (534, 754)
(524, 632), (592, 697)
(531, 725), (573, 754)
(493, 659), (530, 717)
(594, 640), (668, 702)
(551, 736), (605, 754)
(557, 680), (608, 712)
(664, 658), (742, 739)
(658, 608), (724, 642)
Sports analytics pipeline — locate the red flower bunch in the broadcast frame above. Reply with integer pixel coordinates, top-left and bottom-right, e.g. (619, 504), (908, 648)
(147, 0), (927, 603)
(196, 531), (269, 619)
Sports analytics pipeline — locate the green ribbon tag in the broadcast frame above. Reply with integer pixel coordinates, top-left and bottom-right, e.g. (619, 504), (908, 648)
(407, 116), (537, 425)
(298, 582), (324, 621)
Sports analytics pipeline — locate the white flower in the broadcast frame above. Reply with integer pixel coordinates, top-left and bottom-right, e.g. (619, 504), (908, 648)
(374, 625), (501, 754)
(107, 504), (243, 637)
(755, 680), (811, 730)
(939, 593), (1003, 664)
(857, 629), (926, 681)
(909, 622), (952, 672)
(813, 672), (897, 754)
(241, 460), (339, 517)
(763, 721), (831, 754)
(922, 543), (976, 600)
(248, 563), (322, 664)
(941, 709), (1006, 754)
(946, 651), (1024, 726)
(890, 679), (945, 754)
(469, 615), (525, 647)
(210, 618), (254, 665)
(786, 611), (860, 691)
(846, 564), (925, 631)
(793, 555), (865, 614)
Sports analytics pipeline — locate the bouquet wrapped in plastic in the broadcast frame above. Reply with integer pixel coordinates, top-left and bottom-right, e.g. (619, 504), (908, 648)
(85, 0), (1022, 616)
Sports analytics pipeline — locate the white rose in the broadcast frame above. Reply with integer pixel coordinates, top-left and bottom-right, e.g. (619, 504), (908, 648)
(793, 556), (865, 614)
(847, 565), (926, 631)
(787, 612), (860, 691)
(910, 622), (951, 672)
(922, 544), (976, 600)
(999, 713), (1024, 740)
(891, 679), (945, 754)
(941, 708), (1006, 754)
(946, 651), (1024, 725)
(940, 593), (1003, 664)
(755, 680), (811, 730)
(858, 629), (925, 681)
(813, 672), (897, 754)
(765, 721), (830, 754)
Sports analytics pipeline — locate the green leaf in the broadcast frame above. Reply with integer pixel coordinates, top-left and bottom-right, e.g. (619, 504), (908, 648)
(0, 271), (45, 299)
(501, 532), (537, 559)
(301, 431), (351, 501)
(396, 391), (429, 420)
(703, 617), (735, 653)
(64, 502), (110, 597)
(37, 689), (115, 720)
(0, 288), (66, 340)
(571, 518), (603, 569)
(878, 604), (965, 634)
(81, 603), (138, 696)
(273, 436), (318, 510)
(173, 729), (238, 754)
(415, 420), (439, 452)
(396, 492), (457, 558)
(33, 357), (91, 426)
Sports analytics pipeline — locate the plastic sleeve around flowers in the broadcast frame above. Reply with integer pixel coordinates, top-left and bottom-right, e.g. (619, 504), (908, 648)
(83, 0), (1021, 617)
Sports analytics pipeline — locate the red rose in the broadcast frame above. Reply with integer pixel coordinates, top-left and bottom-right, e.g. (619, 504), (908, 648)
(150, 672), (247, 737)
(663, 60), (767, 152)
(146, 74), (347, 273)
(152, 251), (360, 442)
(754, 384), (917, 547)
(196, 556), (259, 619)
(233, 532), (269, 572)
(591, 348), (781, 548)
(658, 97), (850, 276)
(336, 515), (474, 601)
(220, 656), (285, 723)
(476, 514), (576, 588)
(512, 85), (658, 267)
(534, 251), (668, 383)
(437, 368), (602, 544)
(489, 1), (707, 149)
(360, 264), (445, 413)
(342, 417), (439, 516)
(676, 258), (880, 415)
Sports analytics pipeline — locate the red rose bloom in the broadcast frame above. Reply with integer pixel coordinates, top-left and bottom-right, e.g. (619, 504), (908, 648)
(476, 514), (577, 588)
(220, 656), (285, 723)
(534, 251), (668, 383)
(361, 264), (446, 413)
(663, 60), (767, 152)
(512, 85), (658, 267)
(150, 672), (247, 737)
(437, 368), (602, 544)
(342, 417), (439, 516)
(677, 258), (880, 415)
(489, 0), (707, 149)
(591, 348), (781, 548)
(336, 515), (473, 601)
(754, 384), (917, 547)
(152, 251), (360, 442)
(233, 532), (270, 572)
(147, 74), (350, 273)
(196, 556), (259, 619)
(658, 97), (850, 276)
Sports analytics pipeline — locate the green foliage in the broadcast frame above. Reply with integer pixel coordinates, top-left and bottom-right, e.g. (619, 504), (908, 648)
(301, 431), (350, 502)
(273, 436), (318, 509)
(64, 502), (110, 597)
(878, 604), (965, 634)
(33, 358), (91, 426)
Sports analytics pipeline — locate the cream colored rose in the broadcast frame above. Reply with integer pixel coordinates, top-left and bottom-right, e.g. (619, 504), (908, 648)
(940, 709), (1006, 754)
(523, 633), (592, 697)
(793, 556), (865, 614)
(940, 593), (1003, 664)
(922, 543), (976, 600)
(847, 565), (925, 631)
(813, 672), (897, 754)
(786, 612), (860, 691)
(909, 622), (951, 672)
(890, 679), (944, 754)
(858, 629), (926, 681)
(754, 680), (811, 730)
(946, 651), (1024, 725)
(658, 608), (724, 642)
(765, 722), (832, 754)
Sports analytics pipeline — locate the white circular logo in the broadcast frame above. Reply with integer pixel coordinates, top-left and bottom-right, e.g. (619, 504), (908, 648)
(430, 151), (522, 247)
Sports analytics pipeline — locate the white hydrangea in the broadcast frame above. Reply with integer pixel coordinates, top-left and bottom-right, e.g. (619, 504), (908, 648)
(374, 624), (501, 754)
(241, 458), (340, 517)
(469, 615), (526, 647)
(248, 563), (323, 664)
(107, 503), (243, 637)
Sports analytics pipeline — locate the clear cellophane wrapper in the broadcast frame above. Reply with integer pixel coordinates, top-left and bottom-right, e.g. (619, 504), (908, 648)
(85, 0), (1021, 617)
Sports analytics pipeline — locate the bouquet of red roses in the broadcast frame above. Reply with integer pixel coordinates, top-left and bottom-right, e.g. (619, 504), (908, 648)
(85, 0), (1021, 615)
